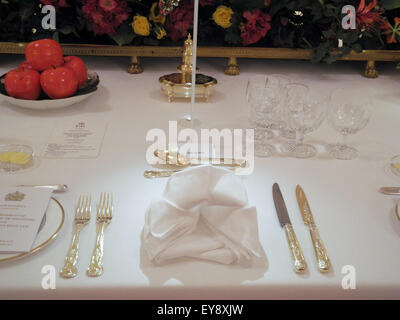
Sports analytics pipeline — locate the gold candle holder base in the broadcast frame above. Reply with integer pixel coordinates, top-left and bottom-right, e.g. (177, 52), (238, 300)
(159, 73), (217, 102)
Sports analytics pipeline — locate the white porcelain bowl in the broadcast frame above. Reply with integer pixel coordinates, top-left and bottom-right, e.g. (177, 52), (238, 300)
(0, 90), (97, 110)
(0, 71), (99, 110)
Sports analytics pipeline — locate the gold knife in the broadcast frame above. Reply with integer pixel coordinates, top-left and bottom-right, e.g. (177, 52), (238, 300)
(296, 185), (331, 272)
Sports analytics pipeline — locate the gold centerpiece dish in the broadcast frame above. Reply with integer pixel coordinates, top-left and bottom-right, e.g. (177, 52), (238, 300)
(159, 35), (217, 102)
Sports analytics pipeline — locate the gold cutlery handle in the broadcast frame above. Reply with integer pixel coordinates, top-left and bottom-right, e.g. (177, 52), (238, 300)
(87, 222), (108, 277)
(284, 224), (307, 273)
(191, 158), (247, 167)
(309, 224), (330, 272)
(144, 169), (181, 178)
(60, 225), (83, 279)
(144, 167), (237, 179)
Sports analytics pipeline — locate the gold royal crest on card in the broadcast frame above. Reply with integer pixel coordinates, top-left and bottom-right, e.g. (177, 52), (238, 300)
(5, 191), (25, 201)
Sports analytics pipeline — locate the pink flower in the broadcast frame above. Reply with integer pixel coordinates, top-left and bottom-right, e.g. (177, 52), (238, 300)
(99, 0), (118, 12)
(82, 0), (131, 36)
(165, 0), (194, 41)
(240, 9), (271, 46)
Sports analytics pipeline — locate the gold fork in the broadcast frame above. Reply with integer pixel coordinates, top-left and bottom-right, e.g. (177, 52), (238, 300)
(60, 195), (91, 279)
(87, 192), (113, 277)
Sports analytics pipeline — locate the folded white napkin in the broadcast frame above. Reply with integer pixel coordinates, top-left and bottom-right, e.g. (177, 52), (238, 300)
(142, 165), (264, 265)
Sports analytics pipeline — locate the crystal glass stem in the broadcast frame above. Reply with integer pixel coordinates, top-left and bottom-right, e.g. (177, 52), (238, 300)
(297, 130), (304, 145)
(342, 132), (348, 147)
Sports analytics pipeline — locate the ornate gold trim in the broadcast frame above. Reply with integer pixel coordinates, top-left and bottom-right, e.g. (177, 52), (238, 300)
(1, 42), (399, 76)
(284, 223), (307, 274)
(2, 42), (400, 59)
(364, 60), (379, 78)
(0, 197), (65, 263)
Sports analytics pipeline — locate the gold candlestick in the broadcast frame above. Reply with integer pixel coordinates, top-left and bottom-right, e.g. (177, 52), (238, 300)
(159, 34), (217, 102)
(180, 34), (193, 84)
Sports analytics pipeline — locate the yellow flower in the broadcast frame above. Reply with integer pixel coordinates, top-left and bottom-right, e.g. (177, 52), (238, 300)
(154, 25), (167, 40)
(212, 5), (233, 29)
(150, 2), (166, 24)
(132, 15), (151, 36)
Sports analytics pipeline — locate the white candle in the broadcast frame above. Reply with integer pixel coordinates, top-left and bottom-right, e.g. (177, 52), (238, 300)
(190, 0), (199, 129)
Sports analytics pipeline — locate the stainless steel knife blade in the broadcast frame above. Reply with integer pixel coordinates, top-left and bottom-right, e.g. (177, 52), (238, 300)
(272, 183), (291, 227)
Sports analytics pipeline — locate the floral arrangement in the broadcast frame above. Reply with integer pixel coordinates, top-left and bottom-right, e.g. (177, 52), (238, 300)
(1, 0), (400, 63)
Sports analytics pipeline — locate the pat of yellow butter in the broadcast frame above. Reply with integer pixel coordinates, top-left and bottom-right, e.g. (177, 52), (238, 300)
(0, 151), (31, 165)
(393, 163), (400, 171)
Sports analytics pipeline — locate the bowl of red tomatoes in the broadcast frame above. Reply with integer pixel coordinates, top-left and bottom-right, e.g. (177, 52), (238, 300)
(0, 39), (99, 110)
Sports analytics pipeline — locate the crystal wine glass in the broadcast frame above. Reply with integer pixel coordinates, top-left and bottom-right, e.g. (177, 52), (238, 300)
(284, 83), (327, 158)
(246, 75), (286, 157)
(328, 89), (371, 160)
(267, 74), (291, 131)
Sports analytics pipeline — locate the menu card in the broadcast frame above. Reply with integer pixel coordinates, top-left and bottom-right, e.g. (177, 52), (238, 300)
(0, 187), (53, 253)
(43, 120), (107, 159)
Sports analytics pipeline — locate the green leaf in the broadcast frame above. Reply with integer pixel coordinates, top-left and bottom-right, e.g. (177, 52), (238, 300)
(52, 31), (59, 42)
(269, 1), (289, 17)
(111, 20), (136, 46)
(381, 0), (400, 10)
(352, 43), (362, 53)
(111, 32), (136, 46)
(19, 3), (36, 21)
(224, 29), (241, 44)
(322, 29), (335, 38)
(57, 25), (75, 35)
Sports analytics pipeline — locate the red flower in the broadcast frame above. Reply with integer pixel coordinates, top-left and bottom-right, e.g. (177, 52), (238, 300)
(356, 0), (383, 30)
(240, 9), (271, 46)
(165, 0), (194, 41)
(82, 0), (131, 36)
(40, 0), (69, 9)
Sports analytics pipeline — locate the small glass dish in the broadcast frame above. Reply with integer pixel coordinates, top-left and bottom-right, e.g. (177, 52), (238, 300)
(0, 144), (34, 173)
(390, 155), (400, 176)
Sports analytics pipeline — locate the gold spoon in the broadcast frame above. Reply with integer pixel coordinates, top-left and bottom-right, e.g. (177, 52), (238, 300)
(154, 149), (247, 168)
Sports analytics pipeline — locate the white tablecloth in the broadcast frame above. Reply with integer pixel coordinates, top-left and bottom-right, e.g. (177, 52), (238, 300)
(0, 54), (400, 299)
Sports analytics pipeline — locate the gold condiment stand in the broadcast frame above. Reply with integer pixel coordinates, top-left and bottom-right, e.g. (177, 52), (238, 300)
(159, 34), (217, 102)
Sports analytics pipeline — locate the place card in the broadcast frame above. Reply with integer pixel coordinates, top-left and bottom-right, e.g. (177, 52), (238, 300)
(0, 187), (53, 253)
(43, 120), (107, 159)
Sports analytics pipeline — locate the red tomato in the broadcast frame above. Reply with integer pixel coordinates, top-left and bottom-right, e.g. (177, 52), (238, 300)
(4, 69), (41, 100)
(25, 39), (64, 71)
(18, 60), (36, 71)
(64, 56), (88, 87)
(40, 67), (78, 99)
